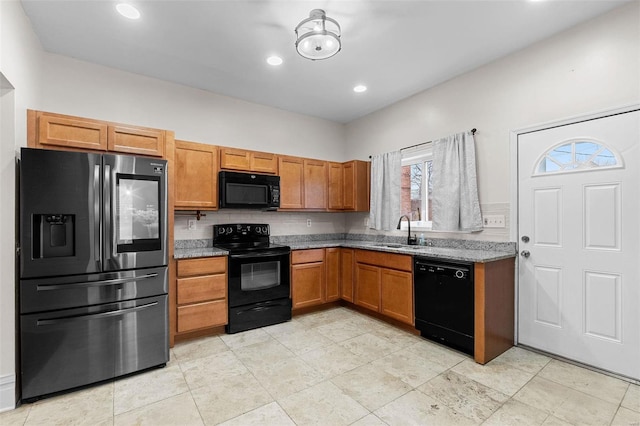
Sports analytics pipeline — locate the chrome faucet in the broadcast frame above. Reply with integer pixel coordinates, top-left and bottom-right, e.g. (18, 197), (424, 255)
(397, 215), (418, 245)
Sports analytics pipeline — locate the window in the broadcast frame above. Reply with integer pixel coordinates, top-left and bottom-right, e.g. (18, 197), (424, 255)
(535, 139), (621, 175)
(400, 145), (433, 229)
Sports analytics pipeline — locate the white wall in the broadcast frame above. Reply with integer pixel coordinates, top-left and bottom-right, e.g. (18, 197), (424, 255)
(345, 2), (640, 239)
(0, 0), (43, 412)
(38, 54), (346, 162)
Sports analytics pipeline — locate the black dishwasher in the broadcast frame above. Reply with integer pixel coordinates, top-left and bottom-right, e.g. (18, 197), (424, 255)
(414, 257), (474, 355)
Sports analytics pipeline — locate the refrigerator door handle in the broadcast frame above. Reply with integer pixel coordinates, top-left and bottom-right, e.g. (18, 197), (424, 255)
(104, 164), (112, 261)
(93, 164), (102, 268)
(36, 273), (159, 291)
(36, 301), (159, 326)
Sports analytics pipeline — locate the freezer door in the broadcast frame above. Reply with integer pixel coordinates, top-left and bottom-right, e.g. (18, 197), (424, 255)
(20, 295), (169, 401)
(20, 266), (168, 314)
(103, 154), (168, 271)
(20, 148), (102, 278)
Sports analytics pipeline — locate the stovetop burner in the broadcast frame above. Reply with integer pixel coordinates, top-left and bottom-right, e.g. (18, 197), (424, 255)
(212, 223), (290, 254)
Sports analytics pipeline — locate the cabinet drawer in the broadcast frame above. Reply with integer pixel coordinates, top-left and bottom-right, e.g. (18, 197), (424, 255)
(177, 257), (227, 277)
(355, 250), (412, 272)
(177, 300), (227, 332)
(177, 274), (226, 304)
(292, 249), (325, 264)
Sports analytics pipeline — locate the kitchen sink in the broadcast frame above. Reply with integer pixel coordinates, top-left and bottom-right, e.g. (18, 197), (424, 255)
(372, 244), (424, 250)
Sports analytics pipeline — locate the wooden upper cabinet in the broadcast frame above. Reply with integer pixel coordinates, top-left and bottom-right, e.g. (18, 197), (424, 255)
(32, 110), (108, 151)
(343, 160), (370, 212)
(304, 159), (328, 209)
(328, 162), (344, 210)
(108, 125), (165, 157)
(27, 110), (166, 157)
(219, 147), (278, 174)
(174, 140), (218, 210)
(278, 155), (304, 209)
(251, 151), (278, 174)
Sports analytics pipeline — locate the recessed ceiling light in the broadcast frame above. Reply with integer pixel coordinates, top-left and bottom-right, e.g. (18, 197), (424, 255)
(116, 3), (140, 20)
(353, 85), (367, 93)
(266, 56), (283, 66)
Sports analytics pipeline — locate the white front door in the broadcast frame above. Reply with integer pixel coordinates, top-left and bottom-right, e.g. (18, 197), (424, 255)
(517, 109), (639, 380)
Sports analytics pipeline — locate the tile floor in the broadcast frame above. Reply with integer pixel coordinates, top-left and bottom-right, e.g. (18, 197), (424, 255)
(2, 306), (639, 425)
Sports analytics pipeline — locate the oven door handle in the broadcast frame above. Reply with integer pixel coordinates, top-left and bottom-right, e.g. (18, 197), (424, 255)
(36, 273), (159, 291)
(230, 250), (290, 259)
(36, 302), (158, 326)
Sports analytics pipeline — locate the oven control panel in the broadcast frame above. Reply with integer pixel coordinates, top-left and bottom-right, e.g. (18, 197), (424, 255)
(213, 223), (270, 241)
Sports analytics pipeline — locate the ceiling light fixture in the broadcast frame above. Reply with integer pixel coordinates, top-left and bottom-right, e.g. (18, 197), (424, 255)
(116, 3), (140, 20)
(353, 85), (367, 93)
(295, 9), (341, 61)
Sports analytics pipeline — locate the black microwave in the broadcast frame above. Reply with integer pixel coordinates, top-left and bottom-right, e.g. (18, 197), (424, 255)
(219, 171), (280, 210)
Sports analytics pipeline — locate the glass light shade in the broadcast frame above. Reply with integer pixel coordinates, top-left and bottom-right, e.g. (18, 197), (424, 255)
(295, 9), (341, 60)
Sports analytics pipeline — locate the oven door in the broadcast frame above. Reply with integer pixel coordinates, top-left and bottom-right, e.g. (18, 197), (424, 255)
(228, 249), (290, 307)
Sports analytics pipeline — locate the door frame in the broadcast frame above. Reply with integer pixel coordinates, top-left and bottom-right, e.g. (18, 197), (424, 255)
(508, 102), (640, 345)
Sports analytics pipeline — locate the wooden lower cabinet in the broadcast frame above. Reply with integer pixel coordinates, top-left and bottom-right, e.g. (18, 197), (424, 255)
(291, 248), (343, 309)
(176, 257), (228, 334)
(291, 249), (325, 309)
(340, 249), (354, 302)
(354, 249), (414, 326)
(355, 263), (381, 311)
(474, 258), (516, 364)
(325, 248), (341, 302)
(380, 269), (413, 324)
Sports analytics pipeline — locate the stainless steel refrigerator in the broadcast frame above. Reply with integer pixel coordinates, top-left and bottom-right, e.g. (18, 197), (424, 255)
(18, 148), (169, 401)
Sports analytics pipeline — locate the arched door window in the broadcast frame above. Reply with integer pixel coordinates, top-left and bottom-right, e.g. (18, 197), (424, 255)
(534, 139), (622, 175)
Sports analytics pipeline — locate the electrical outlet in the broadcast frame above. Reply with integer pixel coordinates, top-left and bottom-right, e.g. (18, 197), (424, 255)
(483, 214), (506, 228)
(364, 217), (369, 227)
(188, 219), (196, 230)
(306, 219), (312, 227)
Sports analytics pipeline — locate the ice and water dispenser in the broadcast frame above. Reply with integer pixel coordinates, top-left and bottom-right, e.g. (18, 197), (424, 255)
(31, 214), (75, 258)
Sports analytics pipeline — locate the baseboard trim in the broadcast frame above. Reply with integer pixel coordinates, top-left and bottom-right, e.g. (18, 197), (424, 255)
(0, 373), (16, 412)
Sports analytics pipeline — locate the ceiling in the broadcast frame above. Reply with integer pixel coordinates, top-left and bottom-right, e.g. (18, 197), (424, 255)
(20, 0), (628, 123)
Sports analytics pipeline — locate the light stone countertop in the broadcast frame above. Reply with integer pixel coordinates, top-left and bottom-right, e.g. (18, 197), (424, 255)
(287, 240), (515, 263)
(174, 239), (515, 263)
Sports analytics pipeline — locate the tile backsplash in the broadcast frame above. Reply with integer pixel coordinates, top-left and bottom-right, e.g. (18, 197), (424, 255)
(174, 210), (348, 241)
(174, 202), (511, 243)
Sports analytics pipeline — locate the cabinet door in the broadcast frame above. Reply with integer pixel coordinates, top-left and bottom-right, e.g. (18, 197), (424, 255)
(381, 269), (413, 325)
(328, 162), (344, 210)
(278, 156), (304, 209)
(250, 151), (278, 174)
(344, 160), (370, 212)
(108, 125), (165, 157)
(340, 248), (354, 302)
(325, 248), (341, 302)
(219, 147), (251, 171)
(174, 141), (218, 209)
(36, 112), (108, 151)
(355, 263), (380, 312)
(292, 263), (324, 309)
(304, 159), (328, 209)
